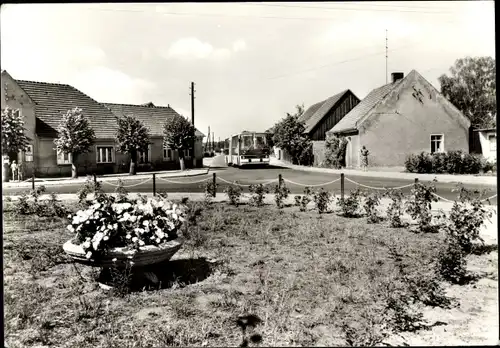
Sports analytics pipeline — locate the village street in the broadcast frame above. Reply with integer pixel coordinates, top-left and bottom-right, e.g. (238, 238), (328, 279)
(3, 155), (497, 205)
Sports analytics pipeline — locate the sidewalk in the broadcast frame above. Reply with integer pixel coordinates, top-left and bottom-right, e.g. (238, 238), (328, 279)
(2, 167), (210, 189)
(3, 192), (496, 244)
(270, 158), (498, 186)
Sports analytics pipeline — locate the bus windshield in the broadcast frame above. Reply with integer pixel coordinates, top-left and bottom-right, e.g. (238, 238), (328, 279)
(241, 134), (254, 150)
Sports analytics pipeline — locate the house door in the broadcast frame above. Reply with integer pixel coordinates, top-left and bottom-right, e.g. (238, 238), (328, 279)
(489, 134), (496, 160)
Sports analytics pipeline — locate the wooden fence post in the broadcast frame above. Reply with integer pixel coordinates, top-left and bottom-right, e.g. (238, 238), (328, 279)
(93, 173), (97, 186)
(278, 174), (282, 189)
(32, 174), (35, 191)
(213, 173), (217, 197)
(341, 173), (345, 203)
(414, 178), (418, 188)
(153, 173), (156, 196)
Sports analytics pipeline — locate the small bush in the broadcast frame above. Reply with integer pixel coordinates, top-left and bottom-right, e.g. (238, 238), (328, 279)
(115, 179), (129, 202)
(405, 180), (438, 232)
(273, 182), (290, 209)
(312, 188), (333, 214)
(405, 150), (487, 175)
(77, 176), (105, 204)
(405, 152), (432, 173)
(200, 180), (218, 204)
(363, 191), (382, 223)
(248, 184), (269, 207)
(385, 189), (407, 228)
(223, 184), (243, 206)
(437, 237), (467, 284)
(294, 187), (312, 212)
(337, 188), (363, 217)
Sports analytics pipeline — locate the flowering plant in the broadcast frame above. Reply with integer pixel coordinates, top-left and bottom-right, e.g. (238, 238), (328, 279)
(67, 195), (187, 260)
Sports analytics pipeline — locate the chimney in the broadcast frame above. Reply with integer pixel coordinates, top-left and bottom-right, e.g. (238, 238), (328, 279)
(391, 72), (404, 83)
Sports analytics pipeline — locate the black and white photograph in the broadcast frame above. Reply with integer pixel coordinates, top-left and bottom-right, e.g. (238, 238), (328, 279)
(1, 1), (497, 347)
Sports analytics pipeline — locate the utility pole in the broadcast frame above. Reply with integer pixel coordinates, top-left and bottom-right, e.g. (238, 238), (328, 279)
(212, 132), (215, 152)
(385, 29), (388, 84)
(207, 126), (210, 152)
(190, 82), (195, 167)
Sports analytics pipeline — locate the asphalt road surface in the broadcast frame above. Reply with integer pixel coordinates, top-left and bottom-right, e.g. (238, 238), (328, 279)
(3, 155), (497, 205)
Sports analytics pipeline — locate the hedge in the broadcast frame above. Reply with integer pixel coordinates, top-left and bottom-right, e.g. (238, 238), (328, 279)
(405, 150), (494, 174)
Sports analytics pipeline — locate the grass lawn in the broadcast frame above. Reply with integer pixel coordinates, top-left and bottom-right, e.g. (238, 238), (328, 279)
(3, 200), (498, 347)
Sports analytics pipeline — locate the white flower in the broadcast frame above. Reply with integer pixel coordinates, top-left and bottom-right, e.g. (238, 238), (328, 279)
(132, 237), (138, 242)
(67, 225), (74, 232)
(155, 229), (165, 239)
(113, 223), (118, 230)
(126, 234), (132, 239)
(82, 241), (91, 249)
(143, 220), (150, 227)
(92, 232), (104, 250)
(139, 240), (145, 246)
(112, 258), (117, 262)
(103, 236), (109, 241)
(85, 251), (92, 259)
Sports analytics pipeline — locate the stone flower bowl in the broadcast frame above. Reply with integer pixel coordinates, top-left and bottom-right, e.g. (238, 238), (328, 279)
(62, 238), (183, 268)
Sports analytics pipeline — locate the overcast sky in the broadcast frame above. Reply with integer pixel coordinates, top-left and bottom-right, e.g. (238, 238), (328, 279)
(1, 1), (495, 140)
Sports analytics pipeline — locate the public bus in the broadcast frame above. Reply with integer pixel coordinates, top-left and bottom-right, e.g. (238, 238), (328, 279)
(225, 131), (271, 167)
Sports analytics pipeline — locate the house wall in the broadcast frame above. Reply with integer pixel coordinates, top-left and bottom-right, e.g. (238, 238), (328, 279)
(35, 136), (205, 177)
(478, 130), (497, 162)
(357, 73), (470, 167)
(1, 72), (38, 177)
(310, 92), (360, 141)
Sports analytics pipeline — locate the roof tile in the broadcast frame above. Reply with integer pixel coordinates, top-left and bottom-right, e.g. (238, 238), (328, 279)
(304, 90), (350, 133)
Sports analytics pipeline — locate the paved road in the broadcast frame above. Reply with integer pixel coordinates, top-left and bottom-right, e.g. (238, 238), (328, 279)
(3, 155), (497, 204)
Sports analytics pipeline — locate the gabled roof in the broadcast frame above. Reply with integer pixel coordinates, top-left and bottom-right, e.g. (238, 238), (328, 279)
(298, 99), (325, 124)
(16, 80), (119, 138)
(329, 82), (401, 134)
(304, 89), (353, 133)
(104, 103), (205, 138)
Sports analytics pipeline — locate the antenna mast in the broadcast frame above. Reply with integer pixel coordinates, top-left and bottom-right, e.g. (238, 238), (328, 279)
(385, 29), (388, 84)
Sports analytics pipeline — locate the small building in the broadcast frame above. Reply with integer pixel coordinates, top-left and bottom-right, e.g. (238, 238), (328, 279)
(470, 128), (496, 162)
(327, 70), (471, 168)
(0, 70), (205, 177)
(298, 89), (360, 166)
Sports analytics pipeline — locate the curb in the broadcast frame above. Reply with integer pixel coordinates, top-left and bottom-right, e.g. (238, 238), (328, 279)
(2, 168), (210, 189)
(270, 159), (497, 186)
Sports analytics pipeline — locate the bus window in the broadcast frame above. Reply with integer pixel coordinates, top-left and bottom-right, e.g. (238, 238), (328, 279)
(241, 135), (253, 150)
(255, 135), (266, 149)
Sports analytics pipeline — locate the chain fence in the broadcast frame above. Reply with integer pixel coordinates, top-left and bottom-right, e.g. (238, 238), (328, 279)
(12, 170), (498, 204)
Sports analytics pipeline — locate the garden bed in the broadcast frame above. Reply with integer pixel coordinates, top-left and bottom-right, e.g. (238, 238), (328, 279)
(3, 200), (498, 347)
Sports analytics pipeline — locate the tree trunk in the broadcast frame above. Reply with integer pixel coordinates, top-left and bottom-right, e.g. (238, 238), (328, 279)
(129, 151), (137, 175)
(2, 157), (9, 183)
(71, 153), (78, 179)
(179, 155), (185, 171)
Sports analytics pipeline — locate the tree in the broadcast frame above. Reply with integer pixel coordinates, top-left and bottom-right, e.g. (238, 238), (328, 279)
(271, 104), (313, 165)
(1, 106), (30, 182)
(163, 114), (197, 171)
(54, 107), (96, 179)
(438, 56), (496, 129)
(116, 115), (151, 175)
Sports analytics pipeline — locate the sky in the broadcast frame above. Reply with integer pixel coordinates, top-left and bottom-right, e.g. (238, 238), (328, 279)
(0, 1), (495, 141)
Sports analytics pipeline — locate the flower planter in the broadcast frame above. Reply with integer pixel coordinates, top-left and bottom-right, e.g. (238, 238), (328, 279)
(63, 238), (183, 268)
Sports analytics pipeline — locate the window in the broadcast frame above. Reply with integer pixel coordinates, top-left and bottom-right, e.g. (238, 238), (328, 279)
(183, 149), (192, 158)
(57, 149), (72, 165)
(96, 146), (114, 164)
(163, 147), (173, 161)
(488, 134), (496, 151)
(430, 134), (443, 154)
(137, 145), (151, 164)
(24, 145), (33, 162)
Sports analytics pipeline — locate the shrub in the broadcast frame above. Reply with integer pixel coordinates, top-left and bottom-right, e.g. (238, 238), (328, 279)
(384, 189), (407, 228)
(337, 188), (363, 217)
(444, 184), (494, 254)
(223, 183), (243, 206)
(445, 150), (463, 174)
(405, 150), (485, 175)
(45, 192), (69, 218)
(322, 134), (348, 169)
(405, 152), (433, 173)
(248, 184), (269, 207)
(200, 180), (218, 204)
(431, 152), (447, 174)
(312, 188), (333, 214)
(404, 180), (438, 232)
(14, 192), (32, 215)
(363, 191), (382, 223)
(294, 187), (312, 212)
(437, 237), (467, 284)
(482, 159), (497, 173)
(77, 176), (105, 204)
(461, 153), (483, 174)
(115, 179), (129, 202)
(273, 182), (290, 209)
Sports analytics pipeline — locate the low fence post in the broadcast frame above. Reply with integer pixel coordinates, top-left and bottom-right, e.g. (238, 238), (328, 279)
(93, 173), (97, 186)
(32, 174), (35, 191)
(341, 173), (345, 203)
(213, 172), (217, 197)
(153, 173), (156, 196)
(414, 178), (418, 188)
(278, 174), (282, 189)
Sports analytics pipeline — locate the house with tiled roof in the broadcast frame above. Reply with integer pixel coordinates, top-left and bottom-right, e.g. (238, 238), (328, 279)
(273, 89), (360, 165)
(1, 70), (205, 177)
(327, 70), (471, 168)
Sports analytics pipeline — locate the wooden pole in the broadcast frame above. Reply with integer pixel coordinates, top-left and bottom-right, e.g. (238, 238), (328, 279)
(278, 174), (282, 189)
(93, 173), (97, 186)
(32, 174), (35, 191)
(213, 172), (217, 197)
(341, 173), (345, 203)
(153, 173), (156, 196)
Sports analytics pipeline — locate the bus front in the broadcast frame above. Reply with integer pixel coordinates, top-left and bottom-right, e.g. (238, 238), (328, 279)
(238, 132), (270, 166)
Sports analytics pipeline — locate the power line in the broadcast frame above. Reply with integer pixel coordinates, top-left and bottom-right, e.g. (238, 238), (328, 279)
(267, 40), (425, 80)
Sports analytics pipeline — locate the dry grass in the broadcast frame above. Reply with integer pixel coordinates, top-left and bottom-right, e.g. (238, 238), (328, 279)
(3, 201), (498, 347)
